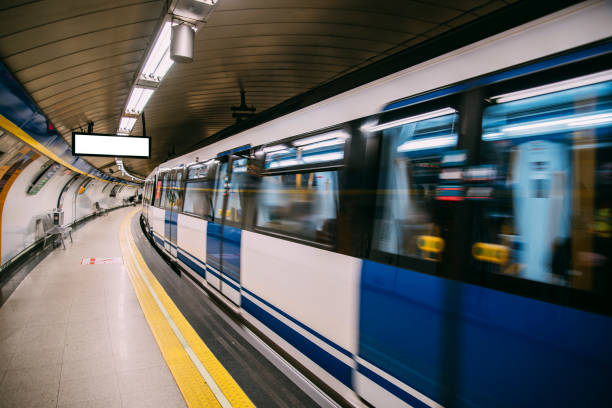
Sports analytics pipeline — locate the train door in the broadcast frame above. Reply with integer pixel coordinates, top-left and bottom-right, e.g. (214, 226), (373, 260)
(164, 170), (181, 257)
(206, 153), (247, 305)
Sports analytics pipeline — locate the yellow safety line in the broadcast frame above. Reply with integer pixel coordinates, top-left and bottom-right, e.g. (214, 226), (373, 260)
(0, 114), (132, 186)
(119, 209), (255, 408)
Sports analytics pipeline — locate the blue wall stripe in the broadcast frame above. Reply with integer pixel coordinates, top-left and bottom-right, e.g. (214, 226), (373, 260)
(358, 364), (431, 408)
(242, 296), (353, 387)
(241, 287), (352, 358)
(384, 42), (612, 111)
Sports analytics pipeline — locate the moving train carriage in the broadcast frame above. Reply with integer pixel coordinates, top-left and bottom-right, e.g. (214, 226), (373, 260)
(140, 10), (612, 408)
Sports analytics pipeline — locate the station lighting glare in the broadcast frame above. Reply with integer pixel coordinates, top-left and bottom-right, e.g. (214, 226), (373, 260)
(300, 138), (346, 151)
(483, 111), (612, 141)
(302, 152), (343, 162)
(140, 22), (174, 82)
(397, 135), (457, 152)
(491, 69), (612, 103)
(263, 144), (288, 153)
(292, 130), (349, 146)
(118, 117), (137, 134)
(365, 107), (457, 132)
(126, 87), (155, 114)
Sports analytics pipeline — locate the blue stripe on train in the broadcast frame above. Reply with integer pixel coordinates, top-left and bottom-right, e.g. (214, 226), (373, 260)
(206, 265), (240, 291)
(177, 250), (205, 278)
(242, 287), (352, 358)
(241, 295), (353, 388)
(153, 234), (164, 246)
(357, 363), (430, 408)
(359, 259), (612, 407)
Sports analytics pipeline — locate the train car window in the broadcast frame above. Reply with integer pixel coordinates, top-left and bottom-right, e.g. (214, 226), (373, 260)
(256, 170), (339, 245)
(184, 163), (215, 219)
(475, 75), (612, 292)
(371, 110), (459, 261)
(254, 130), (346, 245)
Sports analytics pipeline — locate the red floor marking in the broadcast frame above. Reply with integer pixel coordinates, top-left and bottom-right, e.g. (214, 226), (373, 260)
(81, 257), (123, 265)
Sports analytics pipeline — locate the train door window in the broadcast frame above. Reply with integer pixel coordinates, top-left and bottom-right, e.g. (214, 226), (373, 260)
(370, 108), (459, 262)
(175, 171), (184, 211)
(225, 157), (248, 224)
(475, 73), (612, 292)
(255, 130), (346, 246)
(184, 162), (215, 219)
(160, 172), (170, 208)
(165, 172), (179, 210)
(212, 160), (229, 220)
(154, 175), (163, 207)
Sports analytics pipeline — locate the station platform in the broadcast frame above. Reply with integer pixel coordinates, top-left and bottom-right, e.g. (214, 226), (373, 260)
(0, 207), (323, 408)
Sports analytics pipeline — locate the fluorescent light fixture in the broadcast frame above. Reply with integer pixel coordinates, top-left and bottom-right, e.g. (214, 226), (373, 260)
(300, 138), (345, 151)
(73, 133), (150, 158)
(141, 22), (174, 82)
(397, 135), (457, 153)
(126, 87), (154, 114)
(492, 69), (612, 103)
(292, 130), (348, 146)
(366, 107), (457, 132)
(118, 117), (137, 134)
(263, 144), (287, 153)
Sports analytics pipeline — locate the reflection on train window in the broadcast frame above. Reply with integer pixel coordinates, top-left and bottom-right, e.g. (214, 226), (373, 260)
(477, 76), (612, 291)
(264, 130), (346, 169)
(165, 175), (178, 210)
(183, 180), (213, 218)
(160, 173), (169, 208)
(175, 172), (183, 210)
(256, 171), (338, 245)
(371, 111), (459, 260)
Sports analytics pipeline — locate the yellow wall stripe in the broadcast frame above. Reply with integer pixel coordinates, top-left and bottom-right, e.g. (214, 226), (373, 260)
(119, 210), (255, 408)
(0, 114), (133, 186)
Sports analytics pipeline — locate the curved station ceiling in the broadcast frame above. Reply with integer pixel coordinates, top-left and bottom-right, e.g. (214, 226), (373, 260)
(0, 0), (519, 180)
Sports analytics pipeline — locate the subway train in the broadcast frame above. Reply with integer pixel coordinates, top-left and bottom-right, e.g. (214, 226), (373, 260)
(140, 2), (612, 407)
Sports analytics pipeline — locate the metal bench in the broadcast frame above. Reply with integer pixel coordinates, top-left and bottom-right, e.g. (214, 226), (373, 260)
(42, 213), (72, 250)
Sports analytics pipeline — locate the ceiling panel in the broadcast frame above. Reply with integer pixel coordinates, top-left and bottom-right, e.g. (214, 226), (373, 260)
(0, 0), (515, 180)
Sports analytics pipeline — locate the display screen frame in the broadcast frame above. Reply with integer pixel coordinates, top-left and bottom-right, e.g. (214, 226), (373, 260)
(72, 132), (151, 158)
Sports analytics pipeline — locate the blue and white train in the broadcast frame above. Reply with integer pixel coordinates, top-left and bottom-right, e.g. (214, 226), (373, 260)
(141, 2), (612, 407)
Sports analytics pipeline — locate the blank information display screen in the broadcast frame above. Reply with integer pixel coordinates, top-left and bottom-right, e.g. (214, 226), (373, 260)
(72, 133), (150, 158)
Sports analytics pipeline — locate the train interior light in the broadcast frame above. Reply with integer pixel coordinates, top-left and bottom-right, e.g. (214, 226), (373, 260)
(366, 107), (457, 132)
(491, 69), (612, 103)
